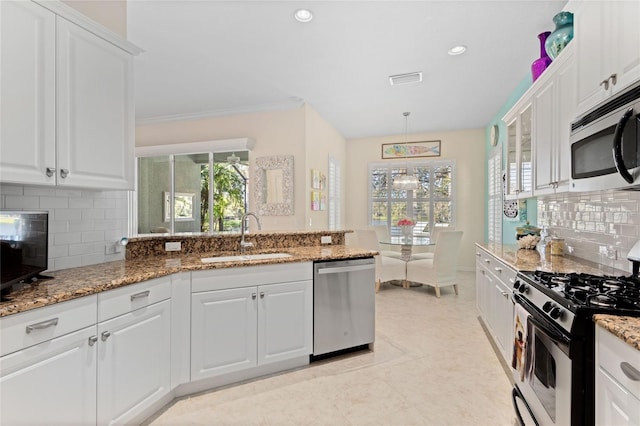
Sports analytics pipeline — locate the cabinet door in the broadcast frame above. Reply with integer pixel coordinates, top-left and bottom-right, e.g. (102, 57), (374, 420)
(0, 326), (97, 425)
(56, 18), (134, 190)
(555, 47), (577, 192)
(258, 280), (312, 366)
(610, 0), (640, 95)
(191, 287), (257, 380)
(575, 1), (610, 114)
(505, 118), (519, 199)
(533, 77), (556, 194)
(518, 103), (533, 198)
(597, 367), (640, 426)
(97, 300), (171, 426)
(0, 1), (56, 185)
(494, 280), (513, 362)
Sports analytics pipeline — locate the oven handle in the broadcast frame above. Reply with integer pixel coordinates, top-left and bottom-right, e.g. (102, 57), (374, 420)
(512, 386), (540, 426)
(513, 293), (571, 355)
(612, 107), (634, 184)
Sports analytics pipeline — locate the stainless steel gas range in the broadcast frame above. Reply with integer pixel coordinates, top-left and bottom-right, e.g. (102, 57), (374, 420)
(510, 265), (640, 425)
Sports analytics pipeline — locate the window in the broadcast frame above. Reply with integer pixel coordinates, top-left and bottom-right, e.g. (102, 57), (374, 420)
(369, 160), (455, 236)
(488, 150), (502, 243)
(133, 140), (253, 235)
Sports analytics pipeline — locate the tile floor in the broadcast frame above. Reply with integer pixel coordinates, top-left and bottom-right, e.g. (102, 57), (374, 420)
(146, 272), (516, 425)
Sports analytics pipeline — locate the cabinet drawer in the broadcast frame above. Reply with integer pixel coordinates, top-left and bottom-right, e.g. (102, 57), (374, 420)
(0, 295), (97, 357)
(597, 325), (640, 399)
(191, 262), (312, 293)
(475, 248), (517, 286)
(98, 276), (171, 322)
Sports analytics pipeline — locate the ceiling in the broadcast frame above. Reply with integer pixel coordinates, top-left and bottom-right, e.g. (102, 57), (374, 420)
(127, 1), (567, 140)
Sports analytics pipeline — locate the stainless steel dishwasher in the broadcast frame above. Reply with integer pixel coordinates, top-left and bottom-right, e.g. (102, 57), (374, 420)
(313, 257), (375, 356)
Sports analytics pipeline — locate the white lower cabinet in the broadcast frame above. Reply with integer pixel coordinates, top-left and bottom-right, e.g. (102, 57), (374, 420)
(0, 296), (98, 425)
(190, 263), (313, 383)
(475, 245), (516, 364)
(596, 326), (640, 426)
(97, 299), (171, 426)
(0, 325), (98, 425)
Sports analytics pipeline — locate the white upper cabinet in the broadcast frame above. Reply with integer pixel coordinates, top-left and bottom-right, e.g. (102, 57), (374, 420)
(575, 0), (640, 115)
(533, 43), (577, 195)
(56, 18), (135, 189)
(504, 100), (533, 200)
(0, 1), (56, 185)
(0, 1), (140, 190)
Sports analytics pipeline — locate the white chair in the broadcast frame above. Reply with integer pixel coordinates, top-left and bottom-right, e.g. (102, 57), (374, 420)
(369, 225), (403, 259)
(355, 229), (407, 292)
(411, 226), (455, 260)
(406, 231), (463, 297)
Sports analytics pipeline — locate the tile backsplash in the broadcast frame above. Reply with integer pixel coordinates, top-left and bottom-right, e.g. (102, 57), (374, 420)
(537, 189), (640, 273)
(0, 184), (128, 271)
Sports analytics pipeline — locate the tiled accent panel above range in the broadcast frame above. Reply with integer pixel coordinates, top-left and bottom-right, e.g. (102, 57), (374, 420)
(0, 184), (128, 271)
(538, 190), (640, 273)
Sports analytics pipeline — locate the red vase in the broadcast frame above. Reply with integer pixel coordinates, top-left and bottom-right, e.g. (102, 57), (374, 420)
(531, 31), (552, 82)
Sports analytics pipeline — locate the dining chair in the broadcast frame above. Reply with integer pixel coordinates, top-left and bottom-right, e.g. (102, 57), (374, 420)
(405, 230), (463, 297)
(369, 225), (403, 259)
(355, 229), (407, 292)
(411, 226), (455, 260)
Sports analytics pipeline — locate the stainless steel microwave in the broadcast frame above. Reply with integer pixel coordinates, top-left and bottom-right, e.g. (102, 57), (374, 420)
(570, 83), (640, 192)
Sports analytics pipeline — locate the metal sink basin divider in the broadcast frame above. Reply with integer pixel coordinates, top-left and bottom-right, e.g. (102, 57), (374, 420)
(201, 253), (292, 263)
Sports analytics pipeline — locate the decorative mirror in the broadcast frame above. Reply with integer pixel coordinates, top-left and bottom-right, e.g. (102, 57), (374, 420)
(254, 155), (294, 216)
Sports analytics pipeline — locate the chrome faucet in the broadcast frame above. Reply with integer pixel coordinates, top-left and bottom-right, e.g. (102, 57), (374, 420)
(240, 212), (261, 252)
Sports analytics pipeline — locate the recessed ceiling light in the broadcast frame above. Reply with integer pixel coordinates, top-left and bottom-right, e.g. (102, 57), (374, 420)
(448, 45), (467, 56)
(294, 9), (313, 23)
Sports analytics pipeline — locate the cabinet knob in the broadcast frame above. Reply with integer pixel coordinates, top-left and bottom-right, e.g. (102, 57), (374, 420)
(600, 79), (610, 90)
(252, 293), (257, 300)
(609, 73), (617, 86)
(60, 169), (70, 179)
(101, 331), (111, 342)
(494, 267), (503, 273)
(46, 167), (55, 177)
(260, 292), (265, 299)
(88, 336), (98, 346)
(484, 259), (491, 264)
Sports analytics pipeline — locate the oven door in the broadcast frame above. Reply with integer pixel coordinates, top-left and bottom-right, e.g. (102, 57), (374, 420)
(570, 100), (640, 192)
(512, 294), (573, 426)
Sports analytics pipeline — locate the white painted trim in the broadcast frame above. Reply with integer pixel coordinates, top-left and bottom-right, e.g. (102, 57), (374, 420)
(33, 0), (143, 55)
(135, 138), (255, 157)
(135, 98), (305, 126)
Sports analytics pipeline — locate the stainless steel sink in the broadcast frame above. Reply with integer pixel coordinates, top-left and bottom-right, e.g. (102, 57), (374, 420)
(201, 253), (292, 263)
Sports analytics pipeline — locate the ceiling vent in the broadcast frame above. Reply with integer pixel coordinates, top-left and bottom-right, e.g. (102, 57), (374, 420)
(389, 72), (423, 86)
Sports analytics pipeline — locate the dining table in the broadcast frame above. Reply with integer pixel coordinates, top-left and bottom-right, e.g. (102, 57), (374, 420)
(379, 234), (434, 261)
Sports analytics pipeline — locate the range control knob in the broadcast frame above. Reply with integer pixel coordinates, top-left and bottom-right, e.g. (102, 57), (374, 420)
(513, 281), (521, 291)
(542, 301), (553, 313)
(518, 284), (529, 294)
(549, 307), (564, 320)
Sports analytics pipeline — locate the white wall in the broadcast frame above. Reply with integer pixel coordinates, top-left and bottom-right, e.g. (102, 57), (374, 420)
(304, 104), (346, 230)
(136, 104), (346, 232)
(346, 128), (486, 271)
(62, 0), (127, 38)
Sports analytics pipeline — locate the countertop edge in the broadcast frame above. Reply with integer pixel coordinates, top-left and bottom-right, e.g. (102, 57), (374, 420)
(594, 314), (640, 352)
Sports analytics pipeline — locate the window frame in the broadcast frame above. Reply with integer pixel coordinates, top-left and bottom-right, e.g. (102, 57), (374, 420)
(368, 160), (456, 235)
(130, 138), (254, 236)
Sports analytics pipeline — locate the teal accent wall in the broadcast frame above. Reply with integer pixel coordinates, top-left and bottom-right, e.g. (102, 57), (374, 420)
(484, 75), (538, 244)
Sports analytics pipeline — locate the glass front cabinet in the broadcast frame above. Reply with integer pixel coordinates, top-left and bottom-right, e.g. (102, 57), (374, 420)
(504, 101), (533, 200)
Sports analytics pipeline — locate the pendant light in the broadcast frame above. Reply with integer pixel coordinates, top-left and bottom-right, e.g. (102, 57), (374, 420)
(393, 112), (419, 190)
(226, 152), (240, 164)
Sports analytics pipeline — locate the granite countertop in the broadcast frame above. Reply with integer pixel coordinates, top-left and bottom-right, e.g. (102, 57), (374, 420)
(0, 245), (377, 318)
(476, 242), (627, 276)
(594, 315), (640, 352)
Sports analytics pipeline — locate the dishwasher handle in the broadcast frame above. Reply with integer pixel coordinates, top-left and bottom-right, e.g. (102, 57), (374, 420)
(316, 263), (375, 275)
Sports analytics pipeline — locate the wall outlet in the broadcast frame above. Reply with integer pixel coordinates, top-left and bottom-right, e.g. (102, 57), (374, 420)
(105, 244), (116, 255)
(321, 236), (332, 244)
(165, 242), (181, 252)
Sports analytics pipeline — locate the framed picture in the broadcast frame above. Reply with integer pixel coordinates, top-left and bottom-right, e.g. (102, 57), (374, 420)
(164, 192), (195, 222)
(311, 191), (321, 211)
(381, 140), (441, 159)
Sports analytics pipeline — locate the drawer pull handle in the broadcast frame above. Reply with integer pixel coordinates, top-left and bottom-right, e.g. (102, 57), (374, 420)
(620, 362), (640, 381)
(101, 331), (111, 342)
(484, 259), (491, 264)
(494, 267), (502, 273)
(476, 253), (481, 257)
(26, 318), (59, 334)
(130, 290), (150, 301)
(88, 336), (98, 346)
